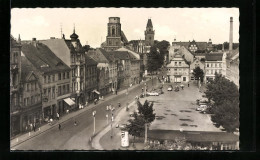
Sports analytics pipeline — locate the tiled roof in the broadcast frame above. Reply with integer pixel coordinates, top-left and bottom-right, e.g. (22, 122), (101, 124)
(172, 42), (190, 49)
(116, 47), (140, 59)
(85, 55), (98, 66)
(21, 56), (34, 82)
(40, 38), (84, 66)
(21, 43), (70, 74)
(111, 51), (130, 60)
(87, 49), (109, 63)
(205, 53), (223, 61)
(228, 47), (239, 59)
(196, 42), (208, 50)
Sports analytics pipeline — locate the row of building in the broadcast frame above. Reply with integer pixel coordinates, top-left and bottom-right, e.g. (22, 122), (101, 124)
(10, 32), (142, 137)
(165, 17), (239, 87)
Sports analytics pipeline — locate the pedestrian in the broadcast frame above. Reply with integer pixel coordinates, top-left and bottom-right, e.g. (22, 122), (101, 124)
(74, 121), (77, 126)
(188, 83), (189, 87)
(115, 90), (117, 95)
(59, 124), (61, 130)
(57, 112), (59, 120)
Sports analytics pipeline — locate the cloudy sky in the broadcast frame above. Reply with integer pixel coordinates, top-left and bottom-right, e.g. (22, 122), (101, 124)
(11, 8), (239, 48)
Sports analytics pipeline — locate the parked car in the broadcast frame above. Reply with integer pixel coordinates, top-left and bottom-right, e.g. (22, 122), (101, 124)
(196, 105), (207, 111)
(119, 124), (127, 129)
(147, 91), (159, 96)
(167, 85), (173, 91)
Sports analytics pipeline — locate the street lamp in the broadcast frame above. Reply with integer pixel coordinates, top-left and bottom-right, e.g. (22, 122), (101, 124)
(110, 107), (114, 139)
(92, 111), (96, 135)
(144, 83), (147, 97)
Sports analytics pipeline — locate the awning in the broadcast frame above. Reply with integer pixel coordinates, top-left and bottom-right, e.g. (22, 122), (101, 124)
(64, 98), (75, 106)
(92, 89), (100, 95)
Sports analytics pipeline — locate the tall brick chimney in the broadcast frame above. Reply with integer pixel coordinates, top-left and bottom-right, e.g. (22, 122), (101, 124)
(229, 17), (233, 52)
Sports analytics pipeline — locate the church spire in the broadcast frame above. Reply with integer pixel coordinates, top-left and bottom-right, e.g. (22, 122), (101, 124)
(146, 19), (153, 28)
(18, 34), (21, 43)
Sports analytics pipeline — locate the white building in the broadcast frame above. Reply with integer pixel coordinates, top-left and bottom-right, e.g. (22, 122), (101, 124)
(226, 48), (239, 88)
(166, 53), (190, 83)
(204, 52), (226, 83)
(190, 59), (205, 81)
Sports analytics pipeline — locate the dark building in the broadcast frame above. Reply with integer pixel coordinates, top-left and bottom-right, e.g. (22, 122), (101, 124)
(10, 35), (22, 136)
(20, 56), (42, 133)
(144, 19), (155, 46)
(85, 55), (99, 102)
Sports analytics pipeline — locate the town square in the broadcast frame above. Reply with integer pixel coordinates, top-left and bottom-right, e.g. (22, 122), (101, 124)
(10, 8), (239, 150)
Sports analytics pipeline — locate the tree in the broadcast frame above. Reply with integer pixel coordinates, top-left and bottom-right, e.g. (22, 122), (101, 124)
(83, 45), (92, 52)
(126, 112), (145, 145)
(192, 66), (204, 82)
(205, 73), (239, 106)
(137, 100), (156, 143)
(147, 46), (163, 73)
(205, 73), (239, 132)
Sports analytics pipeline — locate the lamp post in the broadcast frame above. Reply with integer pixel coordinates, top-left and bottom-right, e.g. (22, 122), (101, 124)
(144, 83), (147, 97)
(110, 106), (114, 139)
(92, 111), (96, 135)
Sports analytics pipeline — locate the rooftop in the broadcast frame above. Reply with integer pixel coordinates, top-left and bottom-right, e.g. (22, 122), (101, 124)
(21, 43), (70, 74)
(205, 53), (223, 61)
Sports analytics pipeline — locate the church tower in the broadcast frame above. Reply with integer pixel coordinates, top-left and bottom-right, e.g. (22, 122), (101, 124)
(105, 17), (122, 51)
(144, 19), (155, 46)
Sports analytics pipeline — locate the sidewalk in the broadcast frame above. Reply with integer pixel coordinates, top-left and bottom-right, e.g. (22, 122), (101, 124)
(92, 100), (137, 150)
(10, 79), (150, 149)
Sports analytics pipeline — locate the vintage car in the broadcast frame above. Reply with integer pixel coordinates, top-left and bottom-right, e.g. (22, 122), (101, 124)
(147, 91), (159, 96)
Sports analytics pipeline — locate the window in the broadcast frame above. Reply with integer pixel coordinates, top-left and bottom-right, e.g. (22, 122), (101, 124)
(48, 75), (51, 83)
(67, 72), (69, 79)
(44, 89), (47, 96)
(48, 88), (51, 99)
(207, 64), (209, 67)
(44, 76), (47, 83)
(31, 83), (34, 91)
(174, 69), (177, 71)
(24, 98), (26, 106)
(179, 62), (181, 66)
(58, 86), (61, 96)
(63, 85), (66, 94)
(58, 73), (61, 80)
(27, 84), (29, 91)
(175, 62), (177, 66)
(31, 96), (34, 105)
(63, 72), (65, 79)
(52, 87), (55, 99)
(67, 84), (70, 93)
(52, 75), (55, 82)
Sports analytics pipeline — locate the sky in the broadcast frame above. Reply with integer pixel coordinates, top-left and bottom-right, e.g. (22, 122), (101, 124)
(11, 8), (239, 48)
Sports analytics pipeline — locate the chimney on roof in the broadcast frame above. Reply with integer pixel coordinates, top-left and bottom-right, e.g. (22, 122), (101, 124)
(229, 17), (233, 52)
(18, 34), (21, 44)
(32, 38), (37, 47)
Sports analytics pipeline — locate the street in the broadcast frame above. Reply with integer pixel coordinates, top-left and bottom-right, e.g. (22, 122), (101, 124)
(12, 79), (157, 150)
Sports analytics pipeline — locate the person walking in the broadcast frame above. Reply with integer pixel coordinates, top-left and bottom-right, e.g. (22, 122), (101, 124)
(188, 83), (189, 87)
(74, 120), (78, 126)
(59, 124), (61, 130)
(115, 90), (117, 95)
(33, 123), (36, 132)
(56, 112), (59, 120)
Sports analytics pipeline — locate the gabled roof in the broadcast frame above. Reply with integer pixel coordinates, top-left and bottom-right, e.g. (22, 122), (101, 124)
(21, 43), (70, 74)
(205, 53), (223, 61)
(85, 55), (98, 66)
(146, 19), (153, 28)
(40, 38), (84, 66)
(21, 56), (37, 82)
(121, 31), (128, 43)
(116, 47), (140, 59)
(87, 48), (109, 63)
(111, 51), (130, 60)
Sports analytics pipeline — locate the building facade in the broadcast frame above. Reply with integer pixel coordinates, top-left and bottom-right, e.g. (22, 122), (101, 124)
(21, 40), (71, 121)
(85, 55), (99, 102)
(226, 48), (239, 87)
(204, 53), (226, 82)
(20, 56), (42, 133)
(10, 35), (22, 136)
(103, 17), (128, 51)
(190, 58), (205, 81)
(40, 29), (86, 108)
(166, 53), (190, 83)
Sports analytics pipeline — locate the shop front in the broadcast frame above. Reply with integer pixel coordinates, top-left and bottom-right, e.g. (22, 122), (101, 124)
(20, 105), (42, 133)
(63, 97), (76, 112)
(10, 114), (21, 137)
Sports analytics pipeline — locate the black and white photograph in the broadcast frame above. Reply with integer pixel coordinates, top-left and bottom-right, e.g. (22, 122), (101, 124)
(10, 8), (240, 151)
